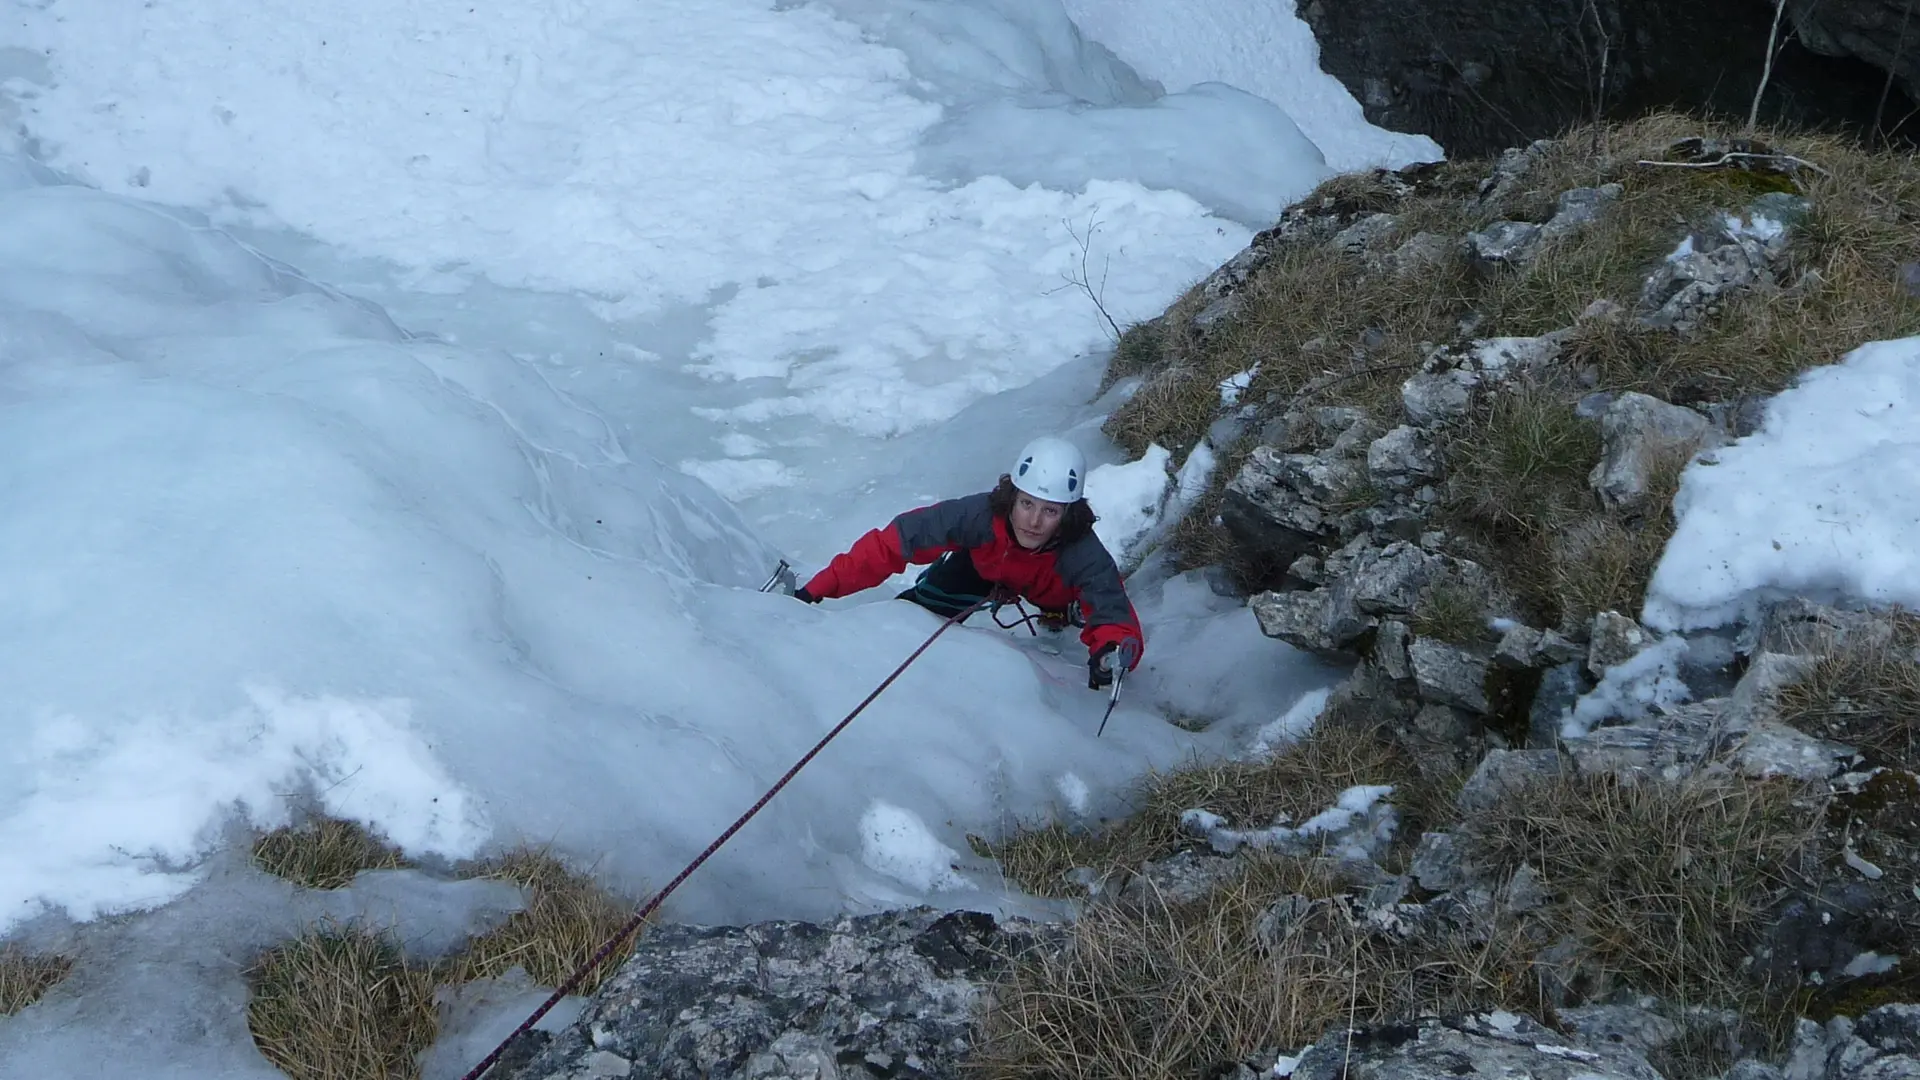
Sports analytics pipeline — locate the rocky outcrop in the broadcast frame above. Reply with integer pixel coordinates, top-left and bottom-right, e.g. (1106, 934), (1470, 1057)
(507, 909), (1053, 1080)
(1287, 1011), (1665, 1080)
(1293, 0), (1918, 157)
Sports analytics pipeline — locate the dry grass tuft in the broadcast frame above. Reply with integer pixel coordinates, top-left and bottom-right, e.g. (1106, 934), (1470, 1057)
(452, 847), (640, 995)
(1775, 612), (1920, 772)
(253, 817), (410, 890)
(1101, 236), (1475, 461)
(975, 764), (1821, 1079)
(1410, 576), (1494, 645)
(990, 714), (1420, 898)
(0, 945), (74, 1015)
(1437, 379), (1687, 628)
(972, 854), (1536, 1080)
(1444, 381), (1600, 536)
(246, 921), (439, 1080)
(1459, 770), (1817, 1009)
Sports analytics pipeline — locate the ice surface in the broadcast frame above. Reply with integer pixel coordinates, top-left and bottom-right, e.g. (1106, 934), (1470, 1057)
(1125, 570), (1347, 736)
(5, 0), (1310, 438)
(420, 973), (589, 1080)
(1643, 336), (1920, 631)
(918, 82), (1331, 228)
(0, 849), (525, 1079)
(0, 172), (1266, 943)
(1056, 0), (1444, 171)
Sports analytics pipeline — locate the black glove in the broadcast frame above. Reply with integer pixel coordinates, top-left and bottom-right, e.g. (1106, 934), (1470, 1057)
(1088, 640), (1140, 690)
(793, 586), (821, 604)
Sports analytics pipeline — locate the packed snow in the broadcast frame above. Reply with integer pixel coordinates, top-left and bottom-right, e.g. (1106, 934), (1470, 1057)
(1178, 782), (1396, 857)
(0, 0), (1431, 1073)
(1250, 687), (1333, 757)
(1558, 636), (1693, 739)
(1089, 443), (1175, 564)
(1643, 335), (1920, 631)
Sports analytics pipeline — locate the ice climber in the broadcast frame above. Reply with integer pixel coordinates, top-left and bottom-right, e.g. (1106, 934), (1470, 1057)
(791, 435), (1145, 689)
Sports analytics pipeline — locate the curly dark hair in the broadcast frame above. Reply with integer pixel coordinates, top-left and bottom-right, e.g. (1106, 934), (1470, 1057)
(986, 474), (1098, 548)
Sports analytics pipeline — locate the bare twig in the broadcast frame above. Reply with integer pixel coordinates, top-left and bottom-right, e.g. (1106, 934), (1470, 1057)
(1634, 150), (1832, 178)
(1053, 214), (1124, 341)
(1870, 0), (1915, 147)
(1747, 0), (1793, 135)
(1582, 0), (1614, 142)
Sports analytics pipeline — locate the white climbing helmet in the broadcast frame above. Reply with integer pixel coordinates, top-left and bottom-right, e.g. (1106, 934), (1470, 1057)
(1009, 435), (1087, 503)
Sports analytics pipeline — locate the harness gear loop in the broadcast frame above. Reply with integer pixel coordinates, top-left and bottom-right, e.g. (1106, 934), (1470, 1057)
(454, 597), (988, 1080)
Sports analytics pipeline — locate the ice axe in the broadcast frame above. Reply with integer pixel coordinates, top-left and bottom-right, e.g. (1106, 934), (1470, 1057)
(1096, 657), (1128, 737)
(759, 559), (798, 595)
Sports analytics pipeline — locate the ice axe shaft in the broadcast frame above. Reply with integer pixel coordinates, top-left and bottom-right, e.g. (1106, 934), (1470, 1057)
(1096, 664), (1125, 737)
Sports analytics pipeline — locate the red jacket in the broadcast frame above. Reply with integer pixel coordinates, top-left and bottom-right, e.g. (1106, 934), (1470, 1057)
(802, 492), (1145, 666)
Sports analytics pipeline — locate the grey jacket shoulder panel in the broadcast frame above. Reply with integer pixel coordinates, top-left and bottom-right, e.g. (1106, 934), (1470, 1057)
(1052, 533), (1134, 631)
(892, 492), (996, 556)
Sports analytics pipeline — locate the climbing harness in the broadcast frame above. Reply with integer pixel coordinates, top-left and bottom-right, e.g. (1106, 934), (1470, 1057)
(454, 595), (986, 1080)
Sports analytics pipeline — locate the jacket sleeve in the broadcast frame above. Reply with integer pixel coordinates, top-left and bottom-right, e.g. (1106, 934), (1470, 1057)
(1053, 535), (1145, 666)
(801, 493), (996, 600)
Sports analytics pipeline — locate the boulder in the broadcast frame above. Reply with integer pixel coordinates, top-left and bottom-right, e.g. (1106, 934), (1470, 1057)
(1374, 619), (1414, 681)
(1409, 831), (1465, 892)
(1390, 232), (1457, 278)
(1410, 637), (1493, 713)
(1564, 700), (1728, 779)
(1290, 1012), (1664, 1080)
(1542, 184), (1623, 239)
(510, 909), (1051, 1080)
(1458, 749), (1565, 813)
(1366, 425), (1442, 493)
(1639, 231), (1776, 332)
(1467, 220), (1545, 270)
(1251, 583), (1376, 656)
(1589, 611), (1652, 674)
(1221, 445), (1365, 569)
(1589, 392), (1724, 511)
(1351, 542), (1440, 616)
(1334, 212), (1401, 255)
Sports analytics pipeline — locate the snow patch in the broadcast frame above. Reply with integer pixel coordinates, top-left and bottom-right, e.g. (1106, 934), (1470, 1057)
(1089, 443), (1174, 563)
(1644, 335), (1920, 630)
(859, 801), (970, 892)
(1250, 687), (1330, 756)
(1560, 636), (1692, 739)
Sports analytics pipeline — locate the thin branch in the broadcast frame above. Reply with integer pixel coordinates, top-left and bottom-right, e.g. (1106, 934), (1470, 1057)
(1055, 214), (1124, 341)
(1583, 0), (1613, 137)
(1633, 150), (1832, 178)
(1747, 0), (1793, 135)
(1870, 0), (1915, 148)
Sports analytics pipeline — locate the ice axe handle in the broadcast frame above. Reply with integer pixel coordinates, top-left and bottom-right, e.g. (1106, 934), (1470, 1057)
(760, 559), (796, 594)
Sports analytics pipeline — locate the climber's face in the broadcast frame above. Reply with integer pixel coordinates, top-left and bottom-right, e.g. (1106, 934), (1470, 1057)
(1010, 491), (1064, 549)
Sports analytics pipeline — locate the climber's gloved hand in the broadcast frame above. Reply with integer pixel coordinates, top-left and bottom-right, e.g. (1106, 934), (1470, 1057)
(1088, 639), (1140, 690)
(793, 586), (821, 604)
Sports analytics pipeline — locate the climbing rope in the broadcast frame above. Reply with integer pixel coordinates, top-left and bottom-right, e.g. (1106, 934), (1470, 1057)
(455, 597), (987, 1080)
